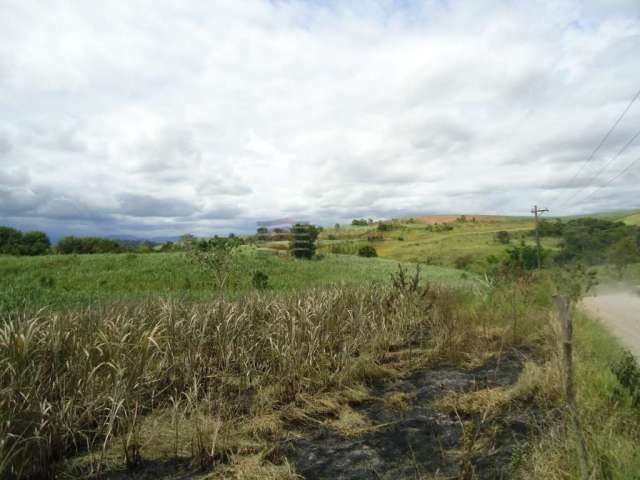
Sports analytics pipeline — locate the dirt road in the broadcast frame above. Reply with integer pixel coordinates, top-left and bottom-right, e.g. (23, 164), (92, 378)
(582, 291), (640, 359)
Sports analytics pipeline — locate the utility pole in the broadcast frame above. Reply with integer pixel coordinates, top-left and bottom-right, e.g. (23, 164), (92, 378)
(531, 205), (549, 269)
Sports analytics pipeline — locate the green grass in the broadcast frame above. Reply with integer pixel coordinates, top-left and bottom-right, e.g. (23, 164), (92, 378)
(320, 217), (562, 271)
(0, 250), (471, 311)
(623, 212), (640, 226)
(523, 310), (640, 478)
(562, 209), (640, 223)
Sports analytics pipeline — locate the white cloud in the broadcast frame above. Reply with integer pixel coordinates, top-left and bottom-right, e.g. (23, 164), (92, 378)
(0, 0), (639, 237)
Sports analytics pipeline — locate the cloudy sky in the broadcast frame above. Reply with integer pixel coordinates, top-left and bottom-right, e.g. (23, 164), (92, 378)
(1, 0), (639, 238)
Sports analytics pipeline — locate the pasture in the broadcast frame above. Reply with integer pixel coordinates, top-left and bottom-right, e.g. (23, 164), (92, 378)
(319, 216), (562, 270)
(0, 249), (471, 312)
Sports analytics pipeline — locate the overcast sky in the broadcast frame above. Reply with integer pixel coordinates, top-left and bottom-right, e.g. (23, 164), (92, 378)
(1, 0), (639, 238)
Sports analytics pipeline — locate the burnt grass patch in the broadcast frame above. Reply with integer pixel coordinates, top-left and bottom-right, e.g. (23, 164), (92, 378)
(284, 348), (538, 479)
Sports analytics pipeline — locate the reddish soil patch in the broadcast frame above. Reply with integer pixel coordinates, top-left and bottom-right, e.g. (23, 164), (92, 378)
(414, 215), (501, 225)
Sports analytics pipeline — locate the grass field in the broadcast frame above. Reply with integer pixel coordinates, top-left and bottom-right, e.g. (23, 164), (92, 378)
(2, 214), (640, 479)
(0, 250), (471, 311)
(563, 208), (640, 223)
(319, 217), (562, 270)
(624, 212), (640, 225)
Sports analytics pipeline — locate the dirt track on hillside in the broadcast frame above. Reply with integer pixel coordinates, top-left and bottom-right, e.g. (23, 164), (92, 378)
(582, 291), (640, 359)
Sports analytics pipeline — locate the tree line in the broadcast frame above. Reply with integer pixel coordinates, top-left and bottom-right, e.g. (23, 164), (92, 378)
(0, 226), (161, 256)
(501, 217), (640, 273)
(0, 226), (51, 255)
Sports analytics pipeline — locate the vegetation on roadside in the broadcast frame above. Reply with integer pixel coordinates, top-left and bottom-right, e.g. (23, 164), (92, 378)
(521, 312), (640, 479)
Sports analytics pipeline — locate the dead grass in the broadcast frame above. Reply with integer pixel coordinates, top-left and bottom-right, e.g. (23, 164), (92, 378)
(435, 359), (562, 422)
(383, 392), (415, 411)
(0, 276), (554, 479)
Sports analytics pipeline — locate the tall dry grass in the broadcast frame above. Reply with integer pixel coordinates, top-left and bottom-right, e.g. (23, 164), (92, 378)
(0, 277), (551, 479)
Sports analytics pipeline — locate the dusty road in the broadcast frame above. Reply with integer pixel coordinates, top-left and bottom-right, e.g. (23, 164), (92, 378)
(582, 291), (640, 359)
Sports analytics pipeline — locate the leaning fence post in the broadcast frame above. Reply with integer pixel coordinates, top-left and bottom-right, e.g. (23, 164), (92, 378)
(554, 295), (591, 480)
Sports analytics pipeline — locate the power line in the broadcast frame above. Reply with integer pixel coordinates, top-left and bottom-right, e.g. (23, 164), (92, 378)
(559, 125), (640, 208)
(559, 86), (640, 201)
(577, 154), (640, 206)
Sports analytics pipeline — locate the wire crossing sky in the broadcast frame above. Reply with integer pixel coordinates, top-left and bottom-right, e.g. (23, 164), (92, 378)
(1, 0), (639, 238)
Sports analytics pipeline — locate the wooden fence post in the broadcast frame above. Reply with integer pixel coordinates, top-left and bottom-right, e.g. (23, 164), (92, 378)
(554, 295), (591, 480)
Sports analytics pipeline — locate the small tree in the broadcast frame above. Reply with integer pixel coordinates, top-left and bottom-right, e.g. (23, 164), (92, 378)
(256, 227), (269, 241)
(504, 242), (546, 271)
(0, 226), (23, 255)
(188, 236), (243, 290)
(495, 230), (511, 244)
(290, 224), (319, 259)
(358, 245), (377, 257)
(454, 254), (473, 270)
(179, 234), (197, 249)
(608, 236), (639, 279)
(252, 270), (269, 289)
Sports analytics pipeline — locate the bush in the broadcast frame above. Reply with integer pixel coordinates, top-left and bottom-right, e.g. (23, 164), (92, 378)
(504, 242), (546, 270)
(351, 219), (368, 226)
(252, 270), (269, 289)
(188, 236), (243, 290)
(536, 219), (564, 237)
(556, 218), (639, 265)
(330, 242), (362, 255)
(57, 236), (122, 254)
(433, 224), (454, 232)
(358, 245), (378, 257)
(612, 351), (640, 410)
(377, 223), (394, 232)
(608, 235), (639, 279)
(454, 254), (473, 269)
(495, 230), (511, 244)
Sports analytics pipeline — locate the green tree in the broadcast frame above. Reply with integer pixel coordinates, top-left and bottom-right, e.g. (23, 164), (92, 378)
(358, 245), (377, 257)
(57, 236), (122, 254)
(505, 242), (545, 271)
(0, 226), (23, 255)
(290, 224), (319, 259)
(495, 231), (511, 244)
(608, 236), (639, 279)
(20, 231), (50, 255)
(256, 227), (269, 241)
(188, 236), (243, 290)
(557, 218), (637, 264)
